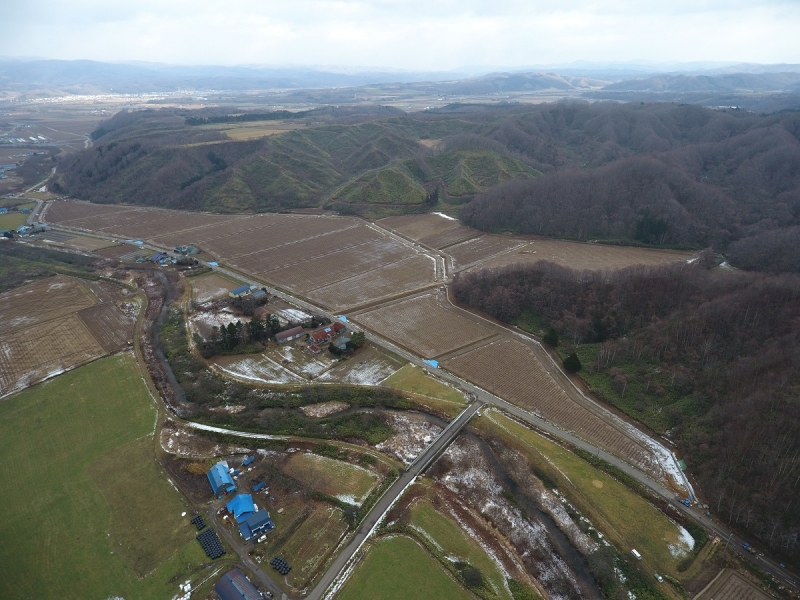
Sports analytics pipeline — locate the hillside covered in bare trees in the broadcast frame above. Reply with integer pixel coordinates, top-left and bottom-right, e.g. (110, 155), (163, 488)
(452, 260), (800, 565)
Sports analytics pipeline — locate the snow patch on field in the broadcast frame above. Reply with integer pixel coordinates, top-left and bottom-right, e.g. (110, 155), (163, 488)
(433, 212), (457, 221)
(319, 358), (398, 386)
(376, 414), (442, 465)
(300, 401), (350, 418)
(214, 357), (304, 384)
(188, 311), (241, 339)
(668, 525), (695, 557)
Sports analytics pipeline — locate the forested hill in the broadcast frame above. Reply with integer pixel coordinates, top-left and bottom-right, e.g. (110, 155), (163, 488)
(54, 102), (800, 271)
(452, 261), (800, 566)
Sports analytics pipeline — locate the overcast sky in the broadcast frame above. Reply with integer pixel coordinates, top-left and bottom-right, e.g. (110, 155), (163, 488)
(2, 0), (799, 70)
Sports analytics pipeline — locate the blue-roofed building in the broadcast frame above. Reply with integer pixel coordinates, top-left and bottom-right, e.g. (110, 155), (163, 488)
(0, 207), (7, 214)
(214, 569), (262, 600)
(242, 455), (255, 466)
(238, 510), (275, 541)
(252, 481), (266, 492)
(229, 284), (252, 298)
(207, 461), (236, 495)
(226, 493), (256, 523)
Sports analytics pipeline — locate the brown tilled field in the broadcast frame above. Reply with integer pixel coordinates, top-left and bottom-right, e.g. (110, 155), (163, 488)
(695, 570), (771, 600)
(0, 275), (136, 397)
(443, 338), (656, 475)
(353, 291), (496, 359)
(77, 304), (135, 353)
(466, 239), (694, 272)
(445, 235), (526, 270)
(44, 201), (437, 309)
(0, 276), (95, 333)
(305, 254), (437, 311)
(377, 213), (478, 248)
(260, 237), (416, 295)
(0, 315), (104, 396)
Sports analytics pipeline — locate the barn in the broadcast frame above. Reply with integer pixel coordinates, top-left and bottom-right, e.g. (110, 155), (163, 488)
(226, 493), (256, 523)
(214, 569), (263, 600)
(207, 461), (236, 495)
(229, 285), (253, 298)
(275, 326), (304, 344)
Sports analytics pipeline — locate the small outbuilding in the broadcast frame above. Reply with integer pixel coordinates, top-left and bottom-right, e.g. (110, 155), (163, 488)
(214, 568), (263, 600)
(242, 455), (255, 467)
(275, 326), (305, 344)
(308, 344), (321, 354)
(207, 461), (237, 495)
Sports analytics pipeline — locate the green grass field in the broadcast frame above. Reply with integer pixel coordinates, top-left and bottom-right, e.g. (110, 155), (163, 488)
(0, 354), (212, 599)
(383, 364), (466, 404)
(337, 535), (474, 600)
(410, 499), (512, 600)
(0, 211), (28, 229)
(283, 452), (378, 503)
(481, 410), (692, 578)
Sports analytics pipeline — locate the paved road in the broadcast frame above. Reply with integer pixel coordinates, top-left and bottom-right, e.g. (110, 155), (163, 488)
(308, 399), (484, 600)
(44, 219), (799, 594)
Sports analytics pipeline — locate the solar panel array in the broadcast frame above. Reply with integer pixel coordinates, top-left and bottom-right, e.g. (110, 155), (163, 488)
(271, 557), (291, 575)
(197, 528), (226, 559)
(191, 514), (206, 530)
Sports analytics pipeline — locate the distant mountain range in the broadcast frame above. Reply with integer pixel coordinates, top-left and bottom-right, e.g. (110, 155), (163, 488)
(3, 58), (800, 95)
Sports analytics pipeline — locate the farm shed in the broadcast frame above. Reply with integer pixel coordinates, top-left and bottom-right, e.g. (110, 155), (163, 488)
(150, 252), (168, 264)
(229, 285), (252, 298)
(226, 493), (256, 523)
(242, 455), (255, 466)
(0, 207), (7, 214)
(214, 568), (262, 600)
(250, 289), (266, 301)
(275, 326), (304, 344)
(252, 481), (266, 492)
(208, 461), (236, 495)
(277, 308), (312, 327)
(239, 510), (275, 541)
(308, 344), (321, 354)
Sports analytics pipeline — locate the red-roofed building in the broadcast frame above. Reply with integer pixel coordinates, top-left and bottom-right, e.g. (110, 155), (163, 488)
(308, 344), (321, 354)
(310, 322), (347, 344)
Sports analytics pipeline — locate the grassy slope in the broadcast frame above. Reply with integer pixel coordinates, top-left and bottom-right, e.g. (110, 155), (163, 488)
(479, 410), (691, 579)
(0, 354), (209, 600)
(337, 535), (474, 600)
(283, 452), (378, 503)
(410, 498), (512, 600)
(427, 150), (540, 199)
(382, 364), (466, 404)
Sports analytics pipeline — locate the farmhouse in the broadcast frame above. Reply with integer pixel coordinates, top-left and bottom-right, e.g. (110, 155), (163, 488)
(214, 569), (262, 600)
(239, 510), (275, 541)
(207, 461), (237, 495)
(275, 326), (304, 344)
(310, 321), (346, 344)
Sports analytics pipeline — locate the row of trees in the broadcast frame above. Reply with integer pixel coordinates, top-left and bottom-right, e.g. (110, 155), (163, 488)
(196, 314), (281, 358)
(452, 261), (800, 563)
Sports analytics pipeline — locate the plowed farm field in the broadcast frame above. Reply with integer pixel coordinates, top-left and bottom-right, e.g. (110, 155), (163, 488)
(378, 213), (478, 249)
(305, 254), (437, 311)
(465, 239), (694, 272)
(353, 291), (495, 359)
(0, 275), (136, 398)
(443, 338), (658, 476)
(45, 202), (435, 308)
(445, 235), (526, 270)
